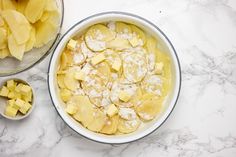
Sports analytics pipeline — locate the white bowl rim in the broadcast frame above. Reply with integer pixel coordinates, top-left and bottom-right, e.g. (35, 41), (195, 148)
(48, 11), (182, 144)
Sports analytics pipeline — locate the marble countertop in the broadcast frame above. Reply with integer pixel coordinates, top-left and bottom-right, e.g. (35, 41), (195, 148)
(1, 0), (236, 156)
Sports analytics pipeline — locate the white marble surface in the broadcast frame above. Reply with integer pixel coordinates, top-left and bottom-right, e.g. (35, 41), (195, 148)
(1, 0), (236, 156)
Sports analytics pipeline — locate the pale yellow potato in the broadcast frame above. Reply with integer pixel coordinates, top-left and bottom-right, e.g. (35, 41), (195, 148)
(100, 115), (119, 135)
(130, 24), (146, 45)
(145, 36), (157, 54)
(118, 117), (140, 134)
(85, 24), (116, 51)
(141, 74), (162, 96)
(64, 68), (79, 91)
(2, 0), (17, 10)
(24, 0), (47, 23)
(106, 36), (131, 51)
(1, 10), (31, 45)
(57, 74), (65, 88)
(16, 0), (29, 14)
(95, 62), (111, 85)
(45, 0), (58, 11)
(8, 34), (25, 60)
(25, 27), (36, 52)
(87, 109), (107, 132)
(0, 16), (4, 26)
(0, 27), (7, 49)
(0, 48), (10, 59)
(115, 22), (132, 34)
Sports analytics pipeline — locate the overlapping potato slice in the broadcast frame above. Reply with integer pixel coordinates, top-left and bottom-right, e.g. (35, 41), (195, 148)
(135, 94), (163, 121)
(0, 27), (7, 49)
(103, 49), (121, 68)
(130, 25), (146, 46)
(0, 48), (10, 59)
(115, 22), (132, 37)
(1, 10), (31, 45)
(100, 115), (119, 134)
(2, 0), (17, 10)
(25, 27), (36, 52)
(141, 74), (162, 96)
(85, 24), (116, 51)
(0, 16), (4, 26)
(8, 34), (25, 60)
(145, 36), (157, 54)
(87, 109), (107, 132)
(95, 62), (111, 85)
(106, 36), (131, 51)
(24, 0), (46, 23)
(110, 80), (138, 107)
(118, 117), (141, 134)
(72, 95), (95, 127)
(64, 67), (80, 91)
(123, 53), (148, 83)
(57, 74), (65, 88)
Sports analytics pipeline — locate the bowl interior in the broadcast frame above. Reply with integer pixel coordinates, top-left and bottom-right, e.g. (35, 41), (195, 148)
(0, 78), (35, 120)
(0, 0), (64, 77)
(48, 12), (181, 144)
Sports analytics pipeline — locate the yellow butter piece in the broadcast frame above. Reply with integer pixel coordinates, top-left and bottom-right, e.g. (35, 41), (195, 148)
(8, 91), (15, 99)
(20, 85), (31, 95)
(22, 91), (32, 102)
(106, 104), (118, 117)
(7, 99), (20, 110)
(7, 80), (15, 91)
(15, 83), (24, 93)
(74, 71), (85, 81)
(118, 91), (131, 102)
(19, 102), (32, 114)
(15, 98), (25, 108)
(128, 36), (140, 47)
(65, 104), (78, 115)
(0, 86), (9, 97)
(111, 59), (122, 71)
(154, 62), (164, 74)
(91, 53), (105, 65)
(67, 39), (77, 51)
(5, 105), (18, 117)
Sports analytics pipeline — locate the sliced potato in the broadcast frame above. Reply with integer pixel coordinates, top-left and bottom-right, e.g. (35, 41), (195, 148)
(57, 74), (65, 88)
(24, 0), (46, 23)
(45, 0), (58, 11)
(100, 115), (119, 134)
(16, 0), (29, 14)
(130, 25), (146, 45)
(0, 48), (10, 59)
(123, 53), (148, 83)
(141, 75), (162, 96)
(60, 88), (72, 102)
(25, 27), (36, 52)
(145, 36), (157, 54)
(34, 19), (57, 47)
(0, 16), (4, 26)
(85, 24), (115, 51)
(106, 37), (131, 51)
(95, 62), (111, 85)
(8, 34), (25, 60)
(115, 22), (132, 35)
(64, 68), (79, 91)
(2, 0), (17, 10)
(1, 10), (31, 44)
(118, 117), (140, 134)
(87, 109), (107, 132)
(135, 96), (163, 121)
(0, 28), (7, 49)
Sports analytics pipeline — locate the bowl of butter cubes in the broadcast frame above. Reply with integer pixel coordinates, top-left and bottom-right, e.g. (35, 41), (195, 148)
(0, 79), (34, 120)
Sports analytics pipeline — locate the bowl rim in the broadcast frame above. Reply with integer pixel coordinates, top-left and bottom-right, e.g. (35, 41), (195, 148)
(0, 78), (35, 120)
(48, 11), (182, 144)
(0, 0), (65, 77)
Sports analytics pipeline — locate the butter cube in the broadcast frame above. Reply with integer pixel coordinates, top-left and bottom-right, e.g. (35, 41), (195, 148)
(112, 59), (122, 71)
(128, 36), (140, 47)
(118, 91), (131, 102)
(74, 71), (85, 81)
(0, 86), (9, 97)
(8, 91), (15, 99)
(154, 62), (164, 74)
(5, 105), (18, 117)
(67, 39), (77, 51)
(7, 99), (20, 110)
(7, 80), (15, 91)
(91, 53), (105, 65)
(65, 104), (78, 115)
(15, 98), (25, 108)
(20, 85), (31, 95)
(19, 102), (32, 114)
(15, 83), (24, 92)
(106, 104), (118, 117)
(22, 91), (32, 102)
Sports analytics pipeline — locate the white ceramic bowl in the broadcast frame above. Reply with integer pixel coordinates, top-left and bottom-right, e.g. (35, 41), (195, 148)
(48, 12), (181, 144)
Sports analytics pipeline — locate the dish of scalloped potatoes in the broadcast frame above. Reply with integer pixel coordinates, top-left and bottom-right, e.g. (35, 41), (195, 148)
(56, 21), (172, 135)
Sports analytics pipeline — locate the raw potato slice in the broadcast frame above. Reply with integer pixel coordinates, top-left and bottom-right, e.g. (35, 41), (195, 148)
(87, 109), (107, 132)
(16, 0), (29, 14)
(141, 75), (162, 96)
(145, 36), (157, 54)
(136, 96), (163, 121)
(24, 0), (46, 23)
(0, 16), (4, 26)
(0, 48), (10, 59)
(95, 62), (111, 85)
(60, 88), (72, 102)
(64, 68), (79, 91)
(72, 96), (95, 127)
(25, 27), (36, 52)
(1, 10), (31, 44)
(100, 115), (119, 134)
(8, 34), (25, 60)
(34, 19), (58, 47)
(57, 74), (65, 88)
(106, 36), (131, 51)
(123, 54), (148, 83)
(45, 0), (58, 11)
(0, 28), (7, 49)
(2, 0), (17, 10)
(115, 22), (132, 35)
(118, 117), (141, 134)
(103, 49), (121, 68)
(130, 25), (146, 45)
(85, 24), (115, 51)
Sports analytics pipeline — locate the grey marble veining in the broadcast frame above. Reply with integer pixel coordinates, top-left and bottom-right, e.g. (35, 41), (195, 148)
(1, 0), (236, 156)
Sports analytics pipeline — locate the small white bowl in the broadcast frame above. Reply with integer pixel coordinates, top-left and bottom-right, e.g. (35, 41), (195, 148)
(48, 12), (181, 144)
(0, 78), (35, 120)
